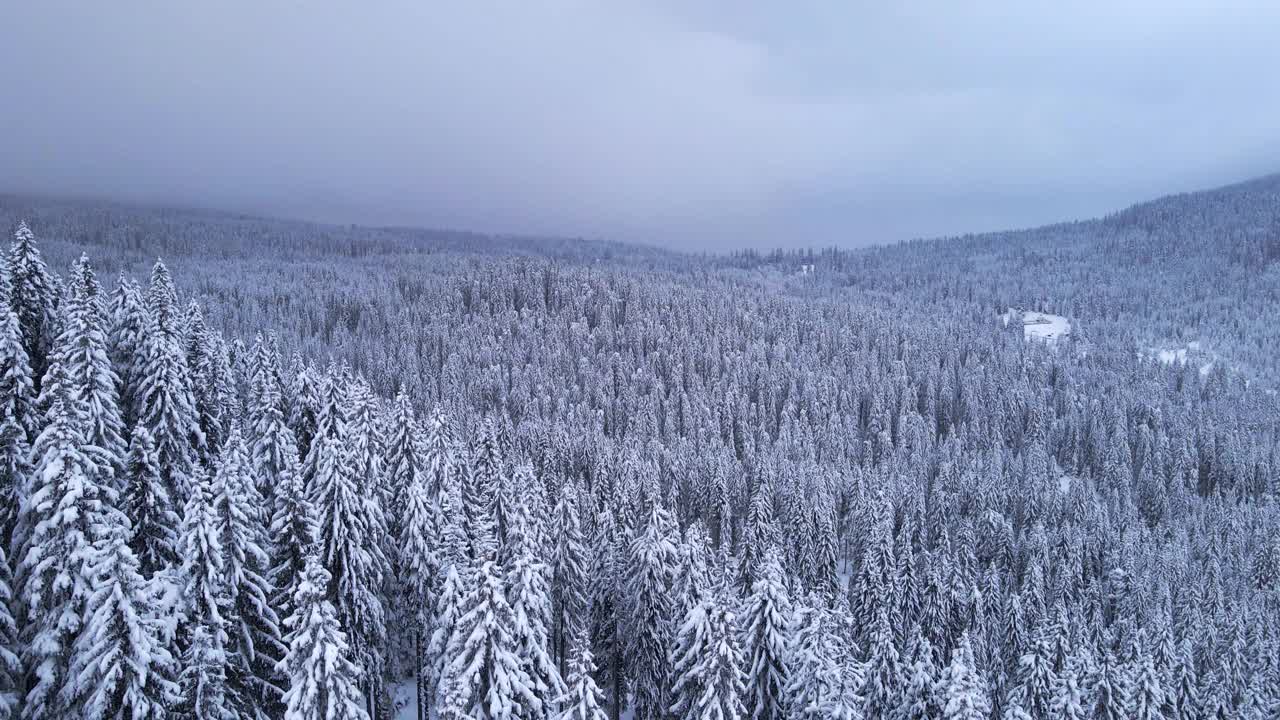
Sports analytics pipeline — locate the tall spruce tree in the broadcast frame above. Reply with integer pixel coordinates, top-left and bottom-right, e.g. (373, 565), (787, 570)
(106, 275), (147, 431)
(277, 555), (370, 720)
(549, 476), (588, 678)
(505, 500), (566, 715)
(900, 633), (943, 720)
(7, 222), (59, 391)
(0, 272), (35, 441)
(464, 420), (502, 563)
(54, 255), (126, 489)
(19, 398), (114, 720)
(739, 548), (791, 720)
(121, 425), (180, 577)
(177, 466), (235, 720)
(265, 420), (316, 642)
(135, 260), (203, 500)
(311, 379), (387, 713)
(941, 634), (991, 720)
(69, 493), (180, 719)
(439, 560), (540, 720)
(555, 639), (609, 720)
(586, 510), (626, 720)
(398, 467), (439, 720)
(0, 545), (18, 718)
(669, 594), (747, 720)
(0, 273), (34, 552)
(624, 503), (678, 720)
(213, 425), (286, 719)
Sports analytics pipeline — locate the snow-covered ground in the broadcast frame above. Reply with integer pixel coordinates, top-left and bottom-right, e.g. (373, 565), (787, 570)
(390, 681), (416, 720)
(1002, 309), (1071, 343)
(1148, 341), (1217, 377)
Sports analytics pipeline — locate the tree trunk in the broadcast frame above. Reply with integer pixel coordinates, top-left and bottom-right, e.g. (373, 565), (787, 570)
(416, 629), (427, 720)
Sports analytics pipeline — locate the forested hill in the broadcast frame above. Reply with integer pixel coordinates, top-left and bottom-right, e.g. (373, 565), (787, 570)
(0, 173), (1278, 719)
(733, 173), (1280, 386)
(0, 193), (683, 268)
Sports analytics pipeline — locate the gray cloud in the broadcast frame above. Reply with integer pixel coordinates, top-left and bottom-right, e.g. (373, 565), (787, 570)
(3, 1), (1279, 250)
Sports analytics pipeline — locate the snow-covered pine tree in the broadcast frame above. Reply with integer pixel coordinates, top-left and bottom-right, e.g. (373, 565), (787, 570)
(0, 272), (35, 441)
(738, 484), (778, 594)
(514, 465), (553, 581)
(505, 497), (566, 715)
(106, 275), (147, 430)
(1048, 654), (1086, 720)
(549, 476), (588, 677)
(862, 606), (903, 718)
(440, 560), (540, 720)
(1092, 642), (1131, 720)
(265, 419), (315, 640)
(177, 465), (235, 720)
(425, 553), (468, 714)
(382, 389), (425, 691)
(586, 509), (626, 720)
(246, 336), (285, 422)
(0, 416), (30, 554)
(0, 273), (34, 549)
(1009, 620), (1056, 718)
(669, 594), (747, 720)
(311, 378), (387, 713)
(899, 633), (942, 720)
(213, 424), (286, 718)
(277, 555), (370, 720)
(135, 260), (203, 500)
(739, 548), (790, 720)
(784, 602), (837, 719)
(421, 405), (455, 500)
(810, 501), (841, 603)
(0, 544), (18, 718)
(183, 302), (226, 461)
(672, 522), (712, 622)
(464, 419), (502, 564)
(181, 623), (235, 720)
(53, 255), (126, 489)
(1127, 632), (1165, 720)
(818, 655), (864, 720)
(383, 390), (423, 538)
(624, 503), (678, 720)
(286, 361), (320, 464)
(1162, 638), (1198, 720)
(555, 638), (608, 720)
(69, 489), (180, 719)
(19, 397), (114, 720)
(121, 425), (180, 577)
(301, 364), (344, 497)
(941, 633), (991, 720)
(7, 222), (59, 391)
(250, 357), (300, 506)
(398, 467), (439, 720)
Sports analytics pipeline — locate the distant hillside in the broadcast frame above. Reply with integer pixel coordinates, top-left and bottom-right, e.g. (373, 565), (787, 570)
(6, 173), (1280, 385)
(0, 193), (681, 273)
(733, 173), (1280, 385)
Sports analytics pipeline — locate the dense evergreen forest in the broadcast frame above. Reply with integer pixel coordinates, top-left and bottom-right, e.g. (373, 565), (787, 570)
(0, 174), (1278, 720)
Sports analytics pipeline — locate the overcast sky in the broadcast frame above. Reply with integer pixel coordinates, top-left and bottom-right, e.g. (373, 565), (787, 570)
(3, 2), (1279, 250)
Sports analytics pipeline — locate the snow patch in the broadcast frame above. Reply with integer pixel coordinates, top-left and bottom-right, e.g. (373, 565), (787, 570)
(390, 680), (417, 720)
(1003, 309), (1071, 343)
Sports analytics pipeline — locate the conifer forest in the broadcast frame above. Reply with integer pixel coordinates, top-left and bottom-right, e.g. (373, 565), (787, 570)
(1, 171), (1280, 720)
